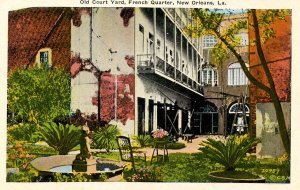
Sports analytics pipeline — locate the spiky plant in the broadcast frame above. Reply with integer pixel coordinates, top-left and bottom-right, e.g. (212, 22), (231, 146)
(92, 125), (120, 152)
(131, 134), (153, 148)
(199, 135), (260, 171)
(37, 122), (81, 155)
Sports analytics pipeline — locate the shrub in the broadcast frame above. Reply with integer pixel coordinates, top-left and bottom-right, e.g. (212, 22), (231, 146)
(199, 134), (260, 171)
(7, 67), (70, 124)
(54, 173), (96, 182)
(124, 166), (162, 182)
(24, 144), (57, 156)
(37, 122), (81, 155)
(7, 123), (39, 143)
(131, 134), (153, 147)
(6, 142), (38, 182)
(92, 125), (120, 152)
(7, 142), (37, 169)
(166, 142), (186, 149)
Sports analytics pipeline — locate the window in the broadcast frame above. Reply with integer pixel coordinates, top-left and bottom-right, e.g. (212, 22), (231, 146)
(213, 70), (218, 86)
(157, 39), (161, 48)
(201, 65), (218, 86)
(228, 103), (250, 114)
(139, 24), (144, 33)
(203, 35), (217, 48)
(35, 47), (52, 68)
(147, 33), (154, 54)
(40, 51), (49, 67)
(228, 63), (248, 86)
(238, 33), (248, 46)
(139, 24), (145, 52)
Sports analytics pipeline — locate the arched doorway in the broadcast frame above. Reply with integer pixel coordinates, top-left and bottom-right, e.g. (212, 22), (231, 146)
(226, 102), (250, 135)
(193, 101), (218, 135)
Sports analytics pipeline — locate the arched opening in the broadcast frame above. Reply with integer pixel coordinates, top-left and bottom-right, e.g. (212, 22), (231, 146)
(226, 102), (250, 135)
(193, 101), (218, 135)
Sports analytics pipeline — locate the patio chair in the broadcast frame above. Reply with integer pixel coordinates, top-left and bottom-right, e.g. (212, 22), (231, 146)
(116, 136), (146, 172)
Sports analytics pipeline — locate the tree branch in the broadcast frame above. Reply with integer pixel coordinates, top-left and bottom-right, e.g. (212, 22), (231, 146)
(251, 10), (277, 93)
(197, 14), (272, 94)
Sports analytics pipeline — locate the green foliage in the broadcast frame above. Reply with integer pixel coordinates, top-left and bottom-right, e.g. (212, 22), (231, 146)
(153, 142), (186, 150)
(199, 135), (260, 171)
(92, 125), (120, 152)
(157, 153), (216, 182)
(124, 166), (162, 182)
(93, 151), (121, 161)
(7, 67), (70, 124)
(166, 142), (186, 150)
(236, 156), (290, 183)
(24, 144), (57, 156)
(6, 142), (38, 182)
(7, 142), (36, 169)
(132, 134), (153, 147)
(54, 173), (98, 182)
(7, 123), (39, 144)
(6, 170), (37, 182)
(37, 122), (81, 155)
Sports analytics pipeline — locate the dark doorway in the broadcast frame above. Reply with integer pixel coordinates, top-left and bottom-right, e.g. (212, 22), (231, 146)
(157, 102), (165, 130)
(227, 102), (250, 135)
(148, 100), (154, 133)
(138, 98), (145, 135)
(193, 101), (218, 135)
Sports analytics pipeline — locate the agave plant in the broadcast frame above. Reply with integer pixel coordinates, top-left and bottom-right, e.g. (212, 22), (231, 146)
(199, 135), (260, 171)
(37, 122), (81, 155)
(131, 134), (153, 148)
(92, 125), (120, 152)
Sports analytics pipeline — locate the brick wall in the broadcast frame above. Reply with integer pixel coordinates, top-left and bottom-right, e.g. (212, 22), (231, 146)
(249, 11), (291, 135)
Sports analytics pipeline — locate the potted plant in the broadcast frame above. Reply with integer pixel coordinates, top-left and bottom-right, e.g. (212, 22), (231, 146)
(199, 134), (265, 183)
(151, 129), (169, 144)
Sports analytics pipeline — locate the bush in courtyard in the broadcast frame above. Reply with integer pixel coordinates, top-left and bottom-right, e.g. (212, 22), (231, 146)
(166, 142), (186, 149)
(7, 123), (39, 144)
(7, 67), (70, 124)
(37, 122), (81, 155)
(199, 134), (260, 171)
(92, 125), (120, 152)
(131, 134), (153, 147)
(6, 142), (38, 182)
(124, 166), (162, 182)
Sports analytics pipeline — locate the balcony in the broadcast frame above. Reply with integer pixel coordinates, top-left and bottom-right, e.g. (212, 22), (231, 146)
(137, 54), (204, 97)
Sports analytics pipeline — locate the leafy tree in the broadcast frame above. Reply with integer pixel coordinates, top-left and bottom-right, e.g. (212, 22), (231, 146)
(8, 67), (71, 124)
(189, 9), (291, 155)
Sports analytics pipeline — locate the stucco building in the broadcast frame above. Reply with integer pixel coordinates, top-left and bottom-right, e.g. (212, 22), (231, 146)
(135, 8), (205, 136)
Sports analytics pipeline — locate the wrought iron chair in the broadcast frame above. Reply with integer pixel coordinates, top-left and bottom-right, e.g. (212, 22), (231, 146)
(116, 136), (146, 172)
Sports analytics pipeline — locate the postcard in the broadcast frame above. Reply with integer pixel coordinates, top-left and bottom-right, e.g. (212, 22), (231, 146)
(0, 0), (299, 190)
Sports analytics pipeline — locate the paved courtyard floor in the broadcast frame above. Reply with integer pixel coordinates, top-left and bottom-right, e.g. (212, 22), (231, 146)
(139, 135), (222, 156)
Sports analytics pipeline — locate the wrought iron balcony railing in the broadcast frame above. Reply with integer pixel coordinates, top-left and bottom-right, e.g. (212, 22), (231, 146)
(137, 54), (203, 95)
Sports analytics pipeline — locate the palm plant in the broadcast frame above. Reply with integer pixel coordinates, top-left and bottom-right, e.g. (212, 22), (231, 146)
(92, 125), (120, 152)
(131, 134), (153, 148)
(199, 135), (260, 171)
(37, 122), (81, 155)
